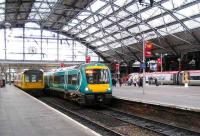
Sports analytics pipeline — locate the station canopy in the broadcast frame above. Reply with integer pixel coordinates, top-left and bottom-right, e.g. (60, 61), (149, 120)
(0, 0), (200, 63)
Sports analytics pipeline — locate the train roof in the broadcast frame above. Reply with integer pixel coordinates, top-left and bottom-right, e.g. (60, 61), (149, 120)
(22, 69), (43, 73)
(47, 63), (108, 73)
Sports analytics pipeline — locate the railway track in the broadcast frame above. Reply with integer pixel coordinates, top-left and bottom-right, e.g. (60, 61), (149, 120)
(40, 97), (124, 136)
(39, 97), (200, 136)
(101, 107), (200, 136)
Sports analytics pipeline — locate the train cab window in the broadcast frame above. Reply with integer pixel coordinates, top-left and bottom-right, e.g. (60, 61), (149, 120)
(85, 69), (109, 84)
(24, 70), (43, 82)
(32, 75), (37, 82)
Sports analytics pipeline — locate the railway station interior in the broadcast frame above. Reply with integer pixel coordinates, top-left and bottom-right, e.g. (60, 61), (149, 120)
(0, 0), (200, 136)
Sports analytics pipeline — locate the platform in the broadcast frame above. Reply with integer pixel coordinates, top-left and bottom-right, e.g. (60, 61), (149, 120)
(112, 85), (200, 112)
(0, 85), (100, 136)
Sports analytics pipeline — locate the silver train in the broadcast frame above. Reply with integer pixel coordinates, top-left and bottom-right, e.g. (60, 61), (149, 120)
(129, 70), (200, 86)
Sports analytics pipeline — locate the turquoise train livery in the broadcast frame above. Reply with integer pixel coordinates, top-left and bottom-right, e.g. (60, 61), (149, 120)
(44, 63), (112, 105)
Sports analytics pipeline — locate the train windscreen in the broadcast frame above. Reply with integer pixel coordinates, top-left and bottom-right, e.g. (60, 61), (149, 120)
(24, 70), (43, 83)
(86, 69), (109, 84)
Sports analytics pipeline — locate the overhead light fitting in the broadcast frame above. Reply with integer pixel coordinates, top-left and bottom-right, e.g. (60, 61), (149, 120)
(4, 22), (11, 28)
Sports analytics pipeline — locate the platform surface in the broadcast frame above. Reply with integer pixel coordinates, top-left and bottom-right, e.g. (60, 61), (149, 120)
(113, 85), (200, 112)
(0, 85), (99, 136)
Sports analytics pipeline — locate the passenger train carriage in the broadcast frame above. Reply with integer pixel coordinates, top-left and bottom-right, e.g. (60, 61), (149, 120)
(44, 63), (112, 105)
(14, 69), (44, 95)
(128, 70), (200, 86)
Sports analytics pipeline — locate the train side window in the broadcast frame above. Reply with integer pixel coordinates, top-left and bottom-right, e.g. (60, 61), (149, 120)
(49, 75), (53, 83)
(190, 76), (200, 80)
(25, 75), (30, 82)
(54, 75), (64, 84)
(68, 74), (78, 85)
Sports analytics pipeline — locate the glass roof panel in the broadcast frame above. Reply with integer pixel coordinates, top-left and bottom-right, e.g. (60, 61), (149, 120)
(161, 1), (173, 10)
(94, 31), (105, 38)
(77, 22), (88, 30)
(63, 25), (73, 31)
(119, 19), (135, 27)
(68, 19), (79, 27)
(113, 31), (130, 39)
(139, 7), (162, 20)
(167, 24), (184, 34)
(99, 5), (113, 15)
(171, 0), (194, 9)
(121, 37), (137, 45)
(29, 0), (58, 20)
(88, 0), (106, 12)
(116, 10), (130, 19)
(109, 43), (121, 48)
(126, 3), (139, 14)
(103, 36), (116, 43)
(148, 15), (176, 27)
(129, 26), (140, 34)
(85, 36), (96, 42)
(175, 4), (200, 18)
(98, 46), (109, 52)
(184, 17), (200, 29)
(114, 0), (132, 7)
(77, 32), (89, 38)
(86, 17), (96, 24)
(148, 17), (165, 27)
(99, 19), (112, 27)
(77, 12), (91, 20)
(158, 23), (184, 35)
(105, 25), (120, 33)
(143, 31), (157, 40)
(86, 26), (99, 33)
(92, 41), (104, 46)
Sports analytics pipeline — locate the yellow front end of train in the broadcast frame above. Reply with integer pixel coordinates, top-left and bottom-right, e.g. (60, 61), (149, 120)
(14, 69), (44, 95)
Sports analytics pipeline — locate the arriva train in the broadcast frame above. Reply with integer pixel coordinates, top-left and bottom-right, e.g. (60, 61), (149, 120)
(128, 70), (200, 86)
(44, 63), (112, 105)
(14, 69), (44, 95)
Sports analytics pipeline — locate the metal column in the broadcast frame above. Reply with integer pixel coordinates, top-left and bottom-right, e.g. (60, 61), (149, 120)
(8, 65), (11, 85)
(4, 28), (7, 60)
(40, 29), (43, 61)
(23, 27), (25, 60)
(72, 40), (75, 62)
(57, 33), (59, 61)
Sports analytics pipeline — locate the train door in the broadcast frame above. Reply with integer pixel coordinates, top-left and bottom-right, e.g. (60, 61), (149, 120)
(173, 73), (177, 85)
(177, 72), (183, 85)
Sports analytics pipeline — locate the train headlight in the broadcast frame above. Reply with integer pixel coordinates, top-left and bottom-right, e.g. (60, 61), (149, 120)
(85, 87), (89, 91)
(108, 88), (111, 90)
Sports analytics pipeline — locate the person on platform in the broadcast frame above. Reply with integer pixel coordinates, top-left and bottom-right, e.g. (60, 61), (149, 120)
(155, 78), (159, 86)
(133, 78), (137, 87)
(112, 78), (116, 87)
(119, 78), (122, 87)
(138, 76), (143, 87)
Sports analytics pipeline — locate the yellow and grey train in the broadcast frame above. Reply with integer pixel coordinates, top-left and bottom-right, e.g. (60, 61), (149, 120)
(14, 69), (44, 95)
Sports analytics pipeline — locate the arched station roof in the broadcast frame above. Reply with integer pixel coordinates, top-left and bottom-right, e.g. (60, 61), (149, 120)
(0, 0), (200, 63)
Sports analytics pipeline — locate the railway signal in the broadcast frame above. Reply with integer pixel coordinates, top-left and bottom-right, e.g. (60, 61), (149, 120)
(145, 41), (153, 58)
(86, 55), (91, 63)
